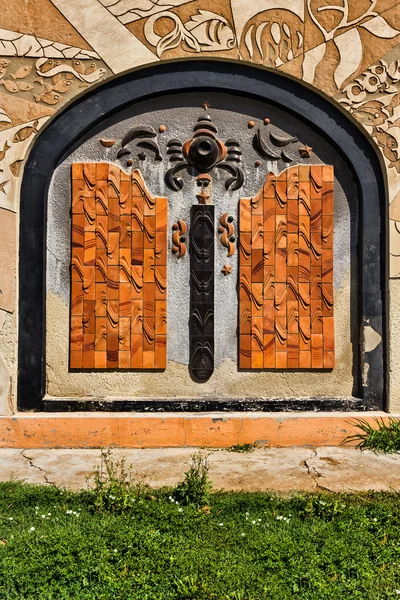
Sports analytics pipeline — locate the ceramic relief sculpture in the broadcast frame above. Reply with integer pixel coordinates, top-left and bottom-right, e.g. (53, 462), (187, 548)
(70, 163), (167, 370)
(238, 165), (334, 370)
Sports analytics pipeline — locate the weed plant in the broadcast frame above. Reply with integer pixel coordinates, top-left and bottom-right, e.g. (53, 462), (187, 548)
(344, 417), (400, 453)
(172, 451), (212, 507)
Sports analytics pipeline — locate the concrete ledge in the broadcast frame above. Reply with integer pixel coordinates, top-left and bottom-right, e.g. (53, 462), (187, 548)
(0, 412), (396, 448)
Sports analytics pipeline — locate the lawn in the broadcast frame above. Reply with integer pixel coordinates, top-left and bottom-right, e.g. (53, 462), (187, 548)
(1, 482), (400, 599)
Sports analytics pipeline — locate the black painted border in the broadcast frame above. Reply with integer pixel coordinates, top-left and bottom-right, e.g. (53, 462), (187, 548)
(18, 60), (387, 412)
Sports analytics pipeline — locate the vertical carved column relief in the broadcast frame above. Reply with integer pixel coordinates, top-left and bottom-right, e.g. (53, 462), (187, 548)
(238, 165), (334, 370)
(70, 163), (167, 370)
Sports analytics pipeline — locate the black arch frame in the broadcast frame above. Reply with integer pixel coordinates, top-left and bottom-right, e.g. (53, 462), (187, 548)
(17, 60), (387, 412)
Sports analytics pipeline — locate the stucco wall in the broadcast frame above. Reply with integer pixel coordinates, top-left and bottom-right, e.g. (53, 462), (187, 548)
(0, 0), (399, 412)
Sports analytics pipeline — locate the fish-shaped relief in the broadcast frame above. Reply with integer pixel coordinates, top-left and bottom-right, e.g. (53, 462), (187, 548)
(12, 120), (39, 143)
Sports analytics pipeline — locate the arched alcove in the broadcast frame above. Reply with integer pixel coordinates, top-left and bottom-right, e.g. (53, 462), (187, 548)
(17, 60), (386, 412)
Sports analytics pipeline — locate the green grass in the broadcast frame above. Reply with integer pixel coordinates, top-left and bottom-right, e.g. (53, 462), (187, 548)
(344, 417), (400, 453)
(1, 483), (400, 599)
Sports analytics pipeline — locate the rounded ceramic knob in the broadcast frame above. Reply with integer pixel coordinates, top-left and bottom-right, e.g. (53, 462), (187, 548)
(188, 136), (219, 171)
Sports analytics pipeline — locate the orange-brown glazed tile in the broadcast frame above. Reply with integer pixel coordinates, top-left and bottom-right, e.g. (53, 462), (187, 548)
(70, 351), (82, 369)
(119, 282), (131, 318)
(155, 265), (167, 300)
(239, 199), (251, 232)
(72, 163), (84, 180)
(251, 324), (263, 368)
(107, 266), (119, 300)
(95, 283), (107, 317)
(251, 283), (263, 317)
(322, 165), (334, 182)
(299, 317), (311, 352)
(263, 266), (275, 299)
(71, 282), (83, 316)
(155, 232), (167, 265)
(263, 172), (276, 198)
(120, 216), (132, 248)
(131, 266), (144, 299)
(322, 182), (334, 215)
(156, 197), (168, 232)
(263, 230), (275, 265)
(275, 247), (287, 283)
(275, 283), (286, 317)
(84, 195), (96, 232)
(96, 215), (108, 249)
(96, 162), (109, 181)
(286, 267), (298, 301)
(239, 300), (252, 336)
(95, 314), (107, 351)
(252, 248), (264, 283)
(311, 299), (323, 334)
(120, 180), (131, 215)
(83, 266), (95, 300)
(288, 333), (299, 368)
(287, 200), (298, 234)
(323, 317), (335, 353)
(321, 251), (333, 283)
(275, 316), (287, 351)
(239, 335), (251, 369)
(107, 334), (119, 368)
(321, 282), (334, 317)
(83, 300), (95, 334)
(131, 231), (144, 266)
(311, 333), (323, 368)
(299, 182), (311, 216)
(84, 231), (96, 266)
(83, 164), (96, 191)
(239, 232), (251, 267)
(95, 249), (107, 283)
(131, 333), (143, 368)
(119, 248), (131, 283)
(131, 198), (144, 231)
(108, 198), (120, 233)
(96, 180), (108, 216)
(118, 351), (131, 369)
(324, 351), (335, 369)
(287, 300), (299, 333)
(275, 171), (287, 215)
(155, 336), (167, 369)
(143, 282), (155, 315)
(298, 282), (310, 317)
(143, 249), (155, 283)
(155, 301), (167, 335)
(239, 267), (252, 301)
(251, 214), (263, 248)
(131, 300), (143, 335)
(119, 317), (131, 351)
(107, 300), (119, 336)
(287, 233), (299, 267)
(143, 351), (155, 369)
(71, 250), (84, 282)
(275, 215), (287, 249)
(144, 216), (156, 248)
(263, 299), (274, 334)
(263, 333), (275, 368)
(107, 232), (119, 266)
(263, 198), (275, 232)
(299, 351), (311, 368)
(251, 188), (263, 215)
(322, 215), (333, 249)
(94, 351), (107, 369)
(276, 351), (287, 369)
(298, 247), (310, 283)
(108, 165), (120, 199)
(72, 180), (85, 214)
(70, 315), (83, 351)
(298, 165), (310, 182)
(72, 213), (84, 249)
(310, 267), (321, 299)
(83, 333), (95, 368)
(310, 166), (322, 199)
(287, 166), (299, 200)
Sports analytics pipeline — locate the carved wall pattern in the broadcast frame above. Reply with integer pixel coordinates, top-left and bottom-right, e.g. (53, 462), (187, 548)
(238, 165), (334, 370)
(70, 163), (167, 370)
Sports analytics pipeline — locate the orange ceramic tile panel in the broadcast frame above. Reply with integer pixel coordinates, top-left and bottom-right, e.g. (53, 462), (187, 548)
(70, 163), (167, 370)
(238, 165), (334, 370)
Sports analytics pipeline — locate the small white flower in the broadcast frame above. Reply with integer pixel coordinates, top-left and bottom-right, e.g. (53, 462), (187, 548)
(373, 518), (377, 522)
(41, 515), (46, 519)
(178, 507), (183, 513)
(175, 500), (179, 505)
(219, 523), (223, 527)
(109, 495), (115, 500)
(276, 516), (283, 521)
(30, 527), (35, 532)
(8, 517), (13, 521)
(251, 520), (256, 525)
(47, 513), (51, 516)
(241, 533), (246, 537)
(258, 519), (262, 522)
(113, 549), (118, 553)
(35, 506), (39, 510)
(396, 591), (400, 595)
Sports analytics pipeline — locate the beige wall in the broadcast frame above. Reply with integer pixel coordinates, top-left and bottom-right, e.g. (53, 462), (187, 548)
(0, 0), (399, 412)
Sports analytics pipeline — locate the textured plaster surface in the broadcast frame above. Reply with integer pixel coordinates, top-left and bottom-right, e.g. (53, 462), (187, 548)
(389, 278), (400, 412)
(47, 93), (358, 400)
(1, 447), (400, 492)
